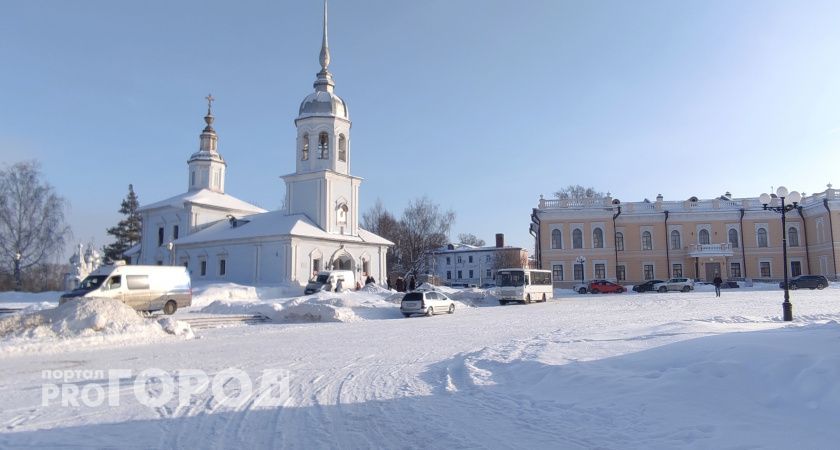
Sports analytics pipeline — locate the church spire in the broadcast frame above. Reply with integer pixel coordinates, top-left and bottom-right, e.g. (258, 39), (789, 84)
(314, 0), (335, 93)
(198, 94), (218, 153)
(188, 94), (226, 193)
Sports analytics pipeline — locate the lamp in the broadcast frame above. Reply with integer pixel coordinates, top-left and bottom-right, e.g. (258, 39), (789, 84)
(758, 186), (801, 321)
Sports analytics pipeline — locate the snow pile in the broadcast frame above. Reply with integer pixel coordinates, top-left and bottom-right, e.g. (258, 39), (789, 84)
(200, 289), (401, 323)
(0, 298), (193, 353)
(190, 282), (302, 308)
(0, 290), (60, 309)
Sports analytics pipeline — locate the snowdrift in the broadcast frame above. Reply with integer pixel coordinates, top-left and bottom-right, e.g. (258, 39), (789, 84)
(0, 298), (193, 354)
(200, 289), (403, 323)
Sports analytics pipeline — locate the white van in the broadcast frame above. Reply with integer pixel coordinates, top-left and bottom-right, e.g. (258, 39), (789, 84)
(304, 270), (356, 294)
(60, 263), (192, 315)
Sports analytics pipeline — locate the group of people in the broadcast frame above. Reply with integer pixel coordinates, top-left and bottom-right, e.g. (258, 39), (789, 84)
(389, 275), (416, 293)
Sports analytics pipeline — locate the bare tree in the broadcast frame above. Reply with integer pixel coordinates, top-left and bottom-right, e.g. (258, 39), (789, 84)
(362, 199), (403, 273)
(554, 185), (605, 200)
(491, 248), (528, 272)
(0, 161), (71, 290)
(457, 233), (485, 247)
(397, 197), (455, 277)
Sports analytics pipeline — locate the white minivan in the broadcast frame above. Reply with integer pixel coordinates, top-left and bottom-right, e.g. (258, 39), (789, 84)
(304, 270), (356, 294)
(60, 262), (192, 315)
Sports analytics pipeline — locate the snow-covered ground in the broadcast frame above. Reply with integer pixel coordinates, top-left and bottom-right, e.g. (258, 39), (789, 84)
(1, 283), (840, 448)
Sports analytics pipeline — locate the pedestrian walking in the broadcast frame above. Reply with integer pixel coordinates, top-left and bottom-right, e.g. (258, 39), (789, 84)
(713, 273), (723, 297)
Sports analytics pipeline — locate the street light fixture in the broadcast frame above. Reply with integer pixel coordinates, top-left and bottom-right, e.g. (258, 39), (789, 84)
(13, 251), (21, 291)
(759, 186), (802, 322)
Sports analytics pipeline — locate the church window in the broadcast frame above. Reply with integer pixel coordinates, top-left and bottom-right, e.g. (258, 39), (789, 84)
(200, 260), (207, 276)
(191, 171), (195, 187)
(213, 170), (221, 189)
(318, 132), (329, 159)
(173, 225), (179, 240)
(219, 258), (226, 276)
(338, 134), (347, 162)
(337, 204), (348, 224)
(301, 133), (309, 160)
(158, 227), (164, 247)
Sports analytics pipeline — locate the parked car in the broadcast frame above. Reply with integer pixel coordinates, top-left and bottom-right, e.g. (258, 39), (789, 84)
(573, 282), (589, 294)
(449, 283), (477, 289)
(59, 262), (192, 315)
(588, 280), (625, 294)
(400, 291), (456, 317)
(653, 278), (695, 293)
(779, 275), (829, 290)
(632, 280), (664, 293)
(304, 270), (355, 294)
(721, 281), (740, 289)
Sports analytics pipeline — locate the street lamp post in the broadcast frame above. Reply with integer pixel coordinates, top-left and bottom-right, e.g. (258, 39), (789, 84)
(13, 251), (21, 291)
(575, 256), (586, 284)
(759, 186), (802, 322)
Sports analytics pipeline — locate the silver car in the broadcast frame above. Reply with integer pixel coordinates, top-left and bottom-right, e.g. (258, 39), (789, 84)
(653, 278), (695, 293)
(400, 291), (456, 317)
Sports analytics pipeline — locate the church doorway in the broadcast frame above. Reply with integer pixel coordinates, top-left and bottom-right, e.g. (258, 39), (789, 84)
(332, 255), (353, 271)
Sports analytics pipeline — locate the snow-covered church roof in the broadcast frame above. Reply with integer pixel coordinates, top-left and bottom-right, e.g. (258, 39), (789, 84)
(137, 189), (266, 214)
(173, 209), (393, 246)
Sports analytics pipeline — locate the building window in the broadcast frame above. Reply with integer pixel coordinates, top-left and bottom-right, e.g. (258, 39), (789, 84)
(551, 229), (562, 249)
(219, 259), (226, 276)
(670, 230), (681, 250)
(191, 171), (196, 186)
(552, 264), (564, 281)
(572, 229), (583, 249)
(790, 261), (802, 277)
(200, 260), (207, 276)
(730, 263), (741, 278)
(446, 257), (451, 265)
(468, 270), (474, 278)
(616, 265), (626, 281)
(788, 227), (799, 247)
(642, 231), (652, 250)
(757, 228), (768, 247)
(644, 264), (654, 280)
(486, 269), (492, 278)
(213, 170), (221, 189)
(338, 134), (347, 162)
(594, 263), (605, 279)
(301, 133), (309, 160)
(457, 256), (462, 263)
(318, 132), (329, 159)
(672, 264), (683, 277)
(593, 228), (604, 249)
(158, 227), (164, 247)
(156, 261), (163, 266)
(486, 255), (492, 262)
(446, 271), (451, 280)
(173, 225), (179, 240)
(699, 229), (710, 245)
(313, 258), (322, 273)
(468, 255), (473, 263)
(729, 229), (739, 248)
(457, 270), (463, 279)
(615, 232), (624, 251)
(573, 264), (583, 281)
(760, 261), (771, 278)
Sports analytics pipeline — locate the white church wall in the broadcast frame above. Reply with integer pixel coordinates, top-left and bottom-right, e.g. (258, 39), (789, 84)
(288, 178), (323, 225)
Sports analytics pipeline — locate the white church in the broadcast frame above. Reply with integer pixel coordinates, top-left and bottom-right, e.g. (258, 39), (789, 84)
(129, 3), (392, 286)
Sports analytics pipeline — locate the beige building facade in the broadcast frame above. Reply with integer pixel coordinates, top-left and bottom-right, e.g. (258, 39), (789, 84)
(533, 187), (840, 287)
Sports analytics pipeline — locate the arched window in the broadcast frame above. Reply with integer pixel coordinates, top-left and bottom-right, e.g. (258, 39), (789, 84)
(642, 231), (652, 250)
(788, 227), (799, 247)
(572, 229), (583, 249)
(670, 230), (681, 250)
(615, 232), (624, 251)
(551, 229), (562, 249)
(338, 134), (347, 162)
(729, 229), (739, 248)
(699, 229), (710, 245)
(301, 133), (309, 160)
(337, 203), (348, 225)
(757, 228), (768, 247)
(593, 228), (604, 248)
(318, 132), (329, 159)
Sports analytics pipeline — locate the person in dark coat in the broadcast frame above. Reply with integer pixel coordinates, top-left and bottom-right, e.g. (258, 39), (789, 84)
(386, 275), (392, 290)
(365, 275), (375, 285)
(408, 276), (416, 291)
(713, 273), (723, 297)
(396, 277), (405, 292)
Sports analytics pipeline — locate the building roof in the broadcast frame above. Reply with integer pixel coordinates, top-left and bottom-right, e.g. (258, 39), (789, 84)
(173, 209), (393, 246)
(138, 189), (266, 214)
(432, 244), (525, 254)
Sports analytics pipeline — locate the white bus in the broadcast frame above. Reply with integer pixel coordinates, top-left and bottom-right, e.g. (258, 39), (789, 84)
(496, 268), (553, 305)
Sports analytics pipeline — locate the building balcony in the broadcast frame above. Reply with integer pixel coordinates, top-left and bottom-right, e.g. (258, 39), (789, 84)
(688, 243), (734, 257)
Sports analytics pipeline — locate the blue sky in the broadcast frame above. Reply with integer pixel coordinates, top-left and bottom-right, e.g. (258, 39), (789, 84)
(2, 0), (840, 257)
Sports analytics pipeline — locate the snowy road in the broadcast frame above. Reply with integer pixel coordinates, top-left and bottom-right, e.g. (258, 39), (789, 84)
(2, 287), (840, 448)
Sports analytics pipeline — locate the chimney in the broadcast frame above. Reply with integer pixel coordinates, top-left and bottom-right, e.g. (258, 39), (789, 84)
(495, 233), (504, 248)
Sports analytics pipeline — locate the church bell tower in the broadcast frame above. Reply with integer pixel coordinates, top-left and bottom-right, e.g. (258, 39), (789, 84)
(187, 95), (227, 193)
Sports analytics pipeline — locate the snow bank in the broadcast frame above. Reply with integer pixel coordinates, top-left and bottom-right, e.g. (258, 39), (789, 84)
(190, 282), (303, 308)
(0, 298), (193, 354)
(0, 290), (61, 309)
(200, 289), (402, 323)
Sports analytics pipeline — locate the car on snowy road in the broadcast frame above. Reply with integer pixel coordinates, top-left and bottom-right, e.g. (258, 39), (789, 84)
(653, 278), (695, 293)
(779, 275), (828, 290)
(587, 280), (626, 294)
(632, 280), (664, 293)
(400, 291), (455, 317)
